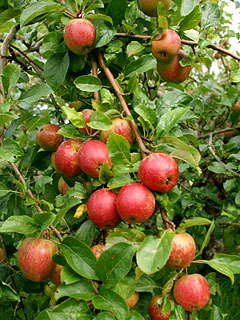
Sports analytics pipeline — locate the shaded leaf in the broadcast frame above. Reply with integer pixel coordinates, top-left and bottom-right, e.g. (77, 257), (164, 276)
(0, 216), (39, 234)
(74, 75), (102, 92)
(125, 55), (157, 78)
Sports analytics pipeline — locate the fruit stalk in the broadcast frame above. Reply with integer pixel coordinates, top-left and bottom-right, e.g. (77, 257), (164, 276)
(160, 208), (175, 231)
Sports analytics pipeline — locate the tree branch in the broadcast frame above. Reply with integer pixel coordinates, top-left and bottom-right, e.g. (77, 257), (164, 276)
(90, 53), (100, 101)
(160, 208), (175, 231)
(198, 126), (240, 138)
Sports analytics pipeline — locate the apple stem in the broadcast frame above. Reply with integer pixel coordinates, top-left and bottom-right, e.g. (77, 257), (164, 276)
(96, 49), (151, 158)
(188, 312), (193, 320)
(90, 53), (100, 101)
(160, 208), (175, 231)
(91, 280), (99, 294)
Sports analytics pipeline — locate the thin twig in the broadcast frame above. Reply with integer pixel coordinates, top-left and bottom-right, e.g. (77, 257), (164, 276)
(90, 53), (100, 101)
(188, 312), (193, 320)
(91, 280), (99, 294)
(198, 126), (240, 138)
(218, 222), (240, 227)
(160, 208), (175, 231)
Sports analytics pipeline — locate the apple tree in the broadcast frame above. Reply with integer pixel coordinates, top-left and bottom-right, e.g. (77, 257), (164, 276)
(0, 0), (240, 319)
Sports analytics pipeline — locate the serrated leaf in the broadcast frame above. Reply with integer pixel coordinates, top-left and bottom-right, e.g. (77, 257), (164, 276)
(21, 84), (52, 103)
(195, 220), (215, 258)
(0, 281), (20, 302)
(44, 53), (69, 89)
(134, 104), (157, 130)
(74, 75), (102, 92)
(0, 182), (12, 197)
(88, 111), (112, 130)
(95, 22), (117, 48)
(76, 220), (96, 246)
(157, 108), (190, 136)
(35, 176), (53, 194)
(33, 212), (56, 233)
(0, 216), (39, 234)
(125, 55), (157, 78)
(0, 112), (18, 127)
(179, 5), (201, 31)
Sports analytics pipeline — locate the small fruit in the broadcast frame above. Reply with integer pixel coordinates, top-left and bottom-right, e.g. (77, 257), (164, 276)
(91, 244), (104, 260)
(87, 188), (121, 229)
(100, 118), (133, 146)
(116, 183), (155, 223)
(18, 237), (57, 282)
(69, 100), (83, 111)
(64, 19), (96, 55)
(138, 0), (171, 17)
(233, 99), (240, 112)
(148, 295), (172, 320)
(58, 176), (70, 195)
(173, 274), (210, 312)
(79, 109), (95, 135)
(78, 140), (112, 178)
(49, 264), (63, 286)
(138, 153), (179, 193)
(126, 292), (139, 309)
(55, 139), (82, 177)
(36, 124), (63, 151)
(152, 30), (181, 61)
(166, 233), (196, 269)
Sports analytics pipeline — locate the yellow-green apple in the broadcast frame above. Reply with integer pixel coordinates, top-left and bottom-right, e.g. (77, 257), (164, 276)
(36, 124), (63, 151)
(64, 19), (96, 55)
(116, 183), (155, 223)
(152, 30), (181, 61)
(18, 237), (57, 282)
(55, 139), (82, 177)
(78, 140), (112, 178)
(138, 153), (179, 193)
(166, 233), (196, 269)
(49, 264), (63, 286)
(87, 188), (121, 229)
(126, 292), (139, 309)
(148, 295), (173, 320)
(79, 109), (95, 135)
(100, 118), (133, 146)
(91, 244), (104, 260)
(138, 0), (171, 17)
(173, 274), (210, 312)
(58, 176), (70, 195)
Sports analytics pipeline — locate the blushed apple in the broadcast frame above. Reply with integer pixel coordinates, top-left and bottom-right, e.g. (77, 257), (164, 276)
(152, 30), (181, 61)
(58, 176), (70, 195)
(138, 0), (171, 17)
(100, 118), (133, 146)
(49, 264), (63, 286)
(126, 292), (139, 309)
(36, 124), (63, 151)
(79, 109), (95, 135)
(148, 295), (173, 320)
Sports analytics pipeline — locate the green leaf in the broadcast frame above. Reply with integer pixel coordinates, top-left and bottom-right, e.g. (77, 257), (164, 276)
(201, 3), (220, 29)
(136, 274), (157, 292)
(179, 5), (201, 31)
(94, 312), (116, 320)
(196, 220), (215, 257)
(136, 231), (175, 274)
(106, 0), (127, 25)
(27, 114), (51, 131)
(44, 53), (69, 89)
(208, 162), (227, 175)
(88, 111), (112, 130)
(0, 139), (24, 162)
(0, 182), (12, 197)
(86, 14), (113, 25)
(35, 176), (53, 194)
(61, 105), (85, 128)
(1, 63), (21, 91)
(128, 310), (145, 320)
(61, 265), (83, 285)
(20, 2), (61, 27)
(47, 299), (91, 320)
(0, 281), (20, 302)
(180, 0), (198, 16)
(60, 237), (98, 280)
(0, 9), (21, 26)
(96, 242), (136, 288)
(99, 162), (113, 184)
(177, 217), (212, 232)
(21, 84), (52, 103)
(125, 55), (157, 78)
(0, 113), (18, 127)
(107, 228), (146, 244)
(0, 216), (39, 234)
(211, 254), (240, 274)
(74, 75), (102, 92)
(33, 212), (56, 233)
(92, 288), (129, 320)
(108, 175), (134, 189)
(76, 220), (96, 246)
(95, 22), (117, 48)
(207, 260), (234, 284)
(235, 191), (240, 206)
(55, 279), (95, 301)
(210, 305), (226, 320)
(134, 105), (157, 130)
(127, 41), (144, 57)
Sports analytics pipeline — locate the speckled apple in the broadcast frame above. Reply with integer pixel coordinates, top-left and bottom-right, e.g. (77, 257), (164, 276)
(87, 188), (121, 229)
(148, 295), (172, 320)
(138, 153), (179, 193)
(36, 124), (63, 151)
(64, 19), (96, 55)
(152, 30), (181, 61)
(49, 264), (63, 286)
(79, 109), (95, 135)
(173, 274), (210, 312)
(116, 183), (155, 223)
(100, 118), (133, 146)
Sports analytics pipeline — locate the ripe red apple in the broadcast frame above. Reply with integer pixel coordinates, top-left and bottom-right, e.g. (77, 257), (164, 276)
(138, 0), (171, 17)
(18, 237), (57, 282)
(78, 140), (112, 178)
(79, 109), (95, 135)
(63, 19), (96, 55)
(55, 139), (82, 177)
(51, 152), (57, 170)
(36, 124), (63, 151)
(173, 274), (210, 312)
(87, 188), (121, 229)
(166, 233), (196, 269)
(116, 183), (155, 223)
(152, 30), (181, 61)
(100, 118), (133, 146)
(58, 176), (70, 195)
(126, 292), (139, 309)
(91, 244), (104, 260)
(138, 153), (179, 193)
(49, 264), (63, 286)
(148, 295), (173, 320)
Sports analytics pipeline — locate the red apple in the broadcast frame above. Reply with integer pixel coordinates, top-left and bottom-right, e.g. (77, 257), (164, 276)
(116, 183), (155, 223)
(126, 292), (139, 309)
(100, 118), (133, 146)
(91, 244), (104, 260)
(166, 233), (196, 269)
(148, 295), (173, 320)
(49, 264), (63, 286)
(58, 176), (70, 195)
(138, 153), (179, 193)
(173, 274), (210, 312)
(36, 124), (63, 151)
(78, 140), (112, 178)
(79, 109), (95, 135)
(18, 237), (57, 282)
(152, 30), (181, 62)
(55, 139), (82, 177)
(87, 188), (121, 229)
(63, 19), (96, 55)
(51, 152), (57, 170)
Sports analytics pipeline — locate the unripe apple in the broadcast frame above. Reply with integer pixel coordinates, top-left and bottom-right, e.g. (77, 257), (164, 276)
(87, 188), (121, 229)
(79, 109), (95, 135)
(100, 118), (133, 146)
(55, 139), (82, 177)
(78, 140), (112, 178)
(91, 244), (104, 260)
(49, 264), (63, 286)
(69, 100), (83, 111)
(64, 19), (96, 55)
(18, 237), (58, 282)
(36, 124), (63, 151)
(148, 295), (173, 320)
(173, 274), (210, 312)
(166, 233), (196, 269)
(152, 30), (181, 61)
(58, 176), (70, 195)
(126, 292), (139, 309)
(138, 153), (179, 193)
(138, 0), (171, 17)
(116, 183), (155, 223)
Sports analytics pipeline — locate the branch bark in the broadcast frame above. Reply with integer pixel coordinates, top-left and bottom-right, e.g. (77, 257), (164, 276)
(90, 53), (100, 101)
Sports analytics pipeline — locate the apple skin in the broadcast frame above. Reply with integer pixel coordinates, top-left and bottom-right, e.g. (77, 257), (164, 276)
(0, 248), (6, 263)
(78, 140), (112, 178)
(79, 109), (95, 135)
(91, 244), (104, 260)
(116, 183), (155, 223)
(166, 233), (196, 269)
(138, 153), (179, 193)
(49, 264), (63, 286)
(69, 100), (83, 111)
(87, 188), (121, 229)
(55, 139), (82, 177)
(58, 176), (70, 195)
(148, 295), (172, 320)
(233, 99), (240, 112)
(64, 19), (96, 55)
(157, 50), (191, 83)
(173, 274), (210, 312)
(36, 124), (63, 151)
(126, 292), (139, 309)
(100, 118), (133, 146)
(138, 0), (171, 17)
(18, 237), (58, 282)
(152, 30), (181, 62)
